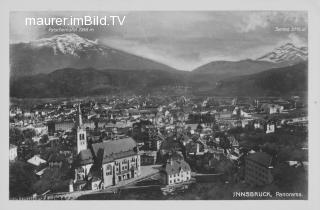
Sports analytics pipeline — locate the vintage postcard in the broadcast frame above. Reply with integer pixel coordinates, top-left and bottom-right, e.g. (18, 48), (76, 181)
(2, 0), (319, 208)
(8, 10), (310, 201)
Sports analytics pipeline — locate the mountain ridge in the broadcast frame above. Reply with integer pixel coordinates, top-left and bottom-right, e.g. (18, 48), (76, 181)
(192, 43), (307, 77)
(10, 67), (189, 98)
(10, 33), (177, 77)
(210, 62), (307, 96)
(257, 42), (308, 64)
(10, 62), (307, 98)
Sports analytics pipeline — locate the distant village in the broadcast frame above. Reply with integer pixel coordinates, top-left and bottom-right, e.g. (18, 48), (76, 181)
(9, 95), (308, 199)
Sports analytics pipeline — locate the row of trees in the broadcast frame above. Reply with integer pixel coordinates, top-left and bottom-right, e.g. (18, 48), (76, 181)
(10, 160), (72, 198)
(9, 127), (36, 146)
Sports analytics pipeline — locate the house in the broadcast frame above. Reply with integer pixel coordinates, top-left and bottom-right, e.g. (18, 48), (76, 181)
(27, 155), (47, 167)
(146, 131), (164, 151)
(260, 103), (283, 114)
(140, 151), (157, 165)
(35, 167), (48, 178)
(185, 139), (207, 155)
(216, 111), (233, 120)
(266, 123), (275, 134)
(49, 120), (75, 134)
(83, 120), (95, 130)
(9, 144), (18, 162)
(245, 152), (273, 186)
(232, 107), (251, 118)
(159, 159), (191, 186)
(253, 120), (264, 130)
(185, 124), (198, 134)
(241, 119), (251, 128)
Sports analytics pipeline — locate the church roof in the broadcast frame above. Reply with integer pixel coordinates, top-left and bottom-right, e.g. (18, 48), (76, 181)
(91, 137), (138, 164)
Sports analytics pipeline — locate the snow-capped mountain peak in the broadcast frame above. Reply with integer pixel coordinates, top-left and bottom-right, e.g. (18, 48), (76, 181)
(29, 33), (104, 56)
(257, 43), (308, 64)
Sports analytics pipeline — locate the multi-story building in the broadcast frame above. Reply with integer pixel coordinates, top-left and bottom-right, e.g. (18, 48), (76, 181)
(160, 159), (191, 186)
(9, 144), (17, 162)
(72, 105), (141, 191)
(140, 151), (157, 165)
(245, 152), (273, 186)
(48, 121), (75, 135)
(260, 103), (284, 114)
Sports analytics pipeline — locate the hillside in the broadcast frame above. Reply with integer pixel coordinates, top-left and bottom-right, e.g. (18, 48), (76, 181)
(192, 43), (307, 80)
(192, 59), (282, 78)
(10, 68), (188, 98)
(211, 62), (307, 96)
(10, 62), (307, 98)
(10, 34), (176, 77)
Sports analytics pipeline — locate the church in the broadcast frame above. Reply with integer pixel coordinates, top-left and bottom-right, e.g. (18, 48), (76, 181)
(71, 104), (141, 191)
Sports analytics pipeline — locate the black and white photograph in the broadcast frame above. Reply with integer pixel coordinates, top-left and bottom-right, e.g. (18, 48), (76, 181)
(7, 9), (312, 201)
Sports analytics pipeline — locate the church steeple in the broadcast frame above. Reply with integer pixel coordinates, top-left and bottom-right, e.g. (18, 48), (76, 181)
(76, 103), (87, 154)
(78, 103), (83, 127)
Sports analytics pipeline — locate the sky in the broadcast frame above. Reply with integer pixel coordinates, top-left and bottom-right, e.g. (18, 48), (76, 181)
(10, 11), (308, 70)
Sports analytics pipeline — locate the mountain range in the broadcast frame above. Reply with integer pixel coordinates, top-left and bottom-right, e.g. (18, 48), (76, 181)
(10, 33), (308, 98)
(257, 43), (308, 64)
(10, 33), (175, 77)
(192, 42), (307, 79)
(210, 62), (307, 96)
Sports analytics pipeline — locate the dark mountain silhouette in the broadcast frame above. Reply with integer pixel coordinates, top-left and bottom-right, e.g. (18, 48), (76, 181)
(10, 62), (307, 98)
(192, 59), (284, 79)
(211, 62), (307, 96)
(10, 68), (188, 98)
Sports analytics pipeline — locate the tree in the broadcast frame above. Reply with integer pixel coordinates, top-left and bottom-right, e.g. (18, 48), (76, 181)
(23, 128), (36, 140)
(39, 134), (49, 145)
(32, 166), (70, 194)
(9, 127), (24, 146)
(10, 161), (38, 198)
(215, 158), (234, 178)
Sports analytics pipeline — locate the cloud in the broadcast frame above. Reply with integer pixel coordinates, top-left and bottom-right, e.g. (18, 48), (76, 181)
(10, 11), (308, 70)
(287, 33), (308, 46)
(238, 13), (270, 33)
(237, 11), (307, 33)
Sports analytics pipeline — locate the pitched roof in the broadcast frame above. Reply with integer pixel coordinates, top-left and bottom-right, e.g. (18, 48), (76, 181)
(161, 160), (191, 175)
(9, 144), (17, 149)
(91, 137), (138, 164)
(27, 155), (47, 166)
(246, 152), (272, 167)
